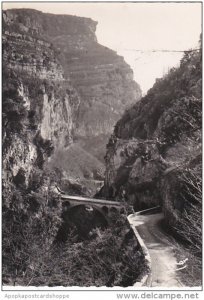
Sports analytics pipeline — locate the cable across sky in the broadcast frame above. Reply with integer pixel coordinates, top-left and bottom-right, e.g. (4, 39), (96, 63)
(122, 48), (200, 53)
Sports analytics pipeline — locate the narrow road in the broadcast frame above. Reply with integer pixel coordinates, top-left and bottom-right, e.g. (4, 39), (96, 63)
(129, 212), (184, 287)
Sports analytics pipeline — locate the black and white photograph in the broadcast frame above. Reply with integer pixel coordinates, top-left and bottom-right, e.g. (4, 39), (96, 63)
(1, 0), (202, 292)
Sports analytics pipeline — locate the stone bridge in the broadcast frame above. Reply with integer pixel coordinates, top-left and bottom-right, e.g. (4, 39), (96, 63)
(60, 194), (126, 218)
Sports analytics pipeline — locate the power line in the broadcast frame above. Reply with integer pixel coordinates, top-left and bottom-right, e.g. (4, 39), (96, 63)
(122, 48), (200, 53)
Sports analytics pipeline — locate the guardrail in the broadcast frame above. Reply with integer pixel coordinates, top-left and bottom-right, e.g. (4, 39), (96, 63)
(127, 215), (152, 287)
(135, 205), (161, 216)
(127, 206), (161, 287)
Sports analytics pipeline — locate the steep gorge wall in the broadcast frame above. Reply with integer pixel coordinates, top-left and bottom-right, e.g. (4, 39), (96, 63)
(2, 30), (80, 195)
(3, 9), (141, 195)
(3, 9), (141, 151)
(2, 26), (73, 281)
(101, 48), (202, 228)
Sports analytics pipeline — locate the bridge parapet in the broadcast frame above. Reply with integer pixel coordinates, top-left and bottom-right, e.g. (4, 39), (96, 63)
(61, 194), (123, 206)
(60, 194), (126, 216)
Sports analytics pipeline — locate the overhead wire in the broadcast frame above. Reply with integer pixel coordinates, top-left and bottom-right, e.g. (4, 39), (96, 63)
(121, 48), (200, 53)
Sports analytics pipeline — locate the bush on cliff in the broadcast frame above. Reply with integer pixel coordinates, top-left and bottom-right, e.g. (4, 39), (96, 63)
(2, 169), (62, 286)
(165, 163), (202, 287)
(2, 69), (27, 151)
(176, 165), (202, 258)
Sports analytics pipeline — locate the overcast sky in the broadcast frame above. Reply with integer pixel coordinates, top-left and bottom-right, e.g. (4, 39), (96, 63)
(3, 2), (202, 94)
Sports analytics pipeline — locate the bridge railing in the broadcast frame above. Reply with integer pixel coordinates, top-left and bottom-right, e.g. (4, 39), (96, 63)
(60, 194), (124, 207)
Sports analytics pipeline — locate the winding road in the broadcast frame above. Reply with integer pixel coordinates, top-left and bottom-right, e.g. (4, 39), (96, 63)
(60, 190), (185, 287)
(129, 212), (184, 287)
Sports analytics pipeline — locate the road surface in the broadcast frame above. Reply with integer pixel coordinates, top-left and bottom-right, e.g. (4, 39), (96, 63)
(129, 212), (184, 287)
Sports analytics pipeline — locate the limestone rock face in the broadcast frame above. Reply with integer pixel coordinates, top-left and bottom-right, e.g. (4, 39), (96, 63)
(2, 13), (80, 200)
(3, 9), (141, 141)
(3, 8), (141, 196)
(3, 8), (141, 194)
(101, 48), (202, 221)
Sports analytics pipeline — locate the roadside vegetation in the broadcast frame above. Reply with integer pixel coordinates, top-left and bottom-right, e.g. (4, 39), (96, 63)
(174, 165), (202, 287)
(3, 209), (145, 287)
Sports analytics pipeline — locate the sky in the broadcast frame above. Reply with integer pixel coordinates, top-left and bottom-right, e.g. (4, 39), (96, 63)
(3, 1), (202, 94)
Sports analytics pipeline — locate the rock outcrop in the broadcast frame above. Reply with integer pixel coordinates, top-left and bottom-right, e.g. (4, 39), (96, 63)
(2, 33), (79, 198)
(101, 47), (202, 229)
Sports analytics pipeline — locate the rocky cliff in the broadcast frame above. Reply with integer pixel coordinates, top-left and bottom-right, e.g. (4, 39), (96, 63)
(3, 9), (141, 162)
(3, 9), (141, 195)
(101, 47), (202, 232)
(2, 34), (68, 282)
(2, 26), (79, 195)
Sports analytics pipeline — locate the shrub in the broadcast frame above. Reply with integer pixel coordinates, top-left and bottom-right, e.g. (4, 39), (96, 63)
(2, 182), (62, 286)
(17, 214), (145, 287)
(175, 166), (202, 259)
(13, 168), (26, 187)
